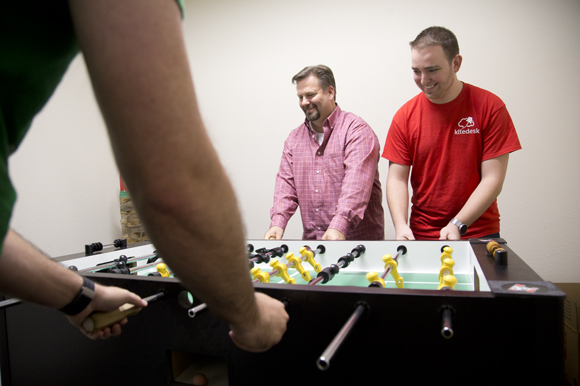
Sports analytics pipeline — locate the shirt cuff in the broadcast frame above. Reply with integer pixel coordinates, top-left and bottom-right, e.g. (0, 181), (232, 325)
(328, 216), (349, 236)
(270, 214), (288, 230)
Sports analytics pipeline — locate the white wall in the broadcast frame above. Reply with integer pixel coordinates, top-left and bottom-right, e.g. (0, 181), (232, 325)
(8, 0), (580, 282)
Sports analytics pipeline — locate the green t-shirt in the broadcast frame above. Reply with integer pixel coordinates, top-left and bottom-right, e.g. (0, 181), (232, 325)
(0, 1), (80, 256)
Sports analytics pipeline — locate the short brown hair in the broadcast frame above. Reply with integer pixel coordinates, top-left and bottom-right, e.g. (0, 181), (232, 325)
(410, 26), (459, 63)
(292, 65), (336, 100)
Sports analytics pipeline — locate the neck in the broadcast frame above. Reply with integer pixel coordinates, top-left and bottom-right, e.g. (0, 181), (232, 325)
(310, 121), (324, 133)
(435, 80), (463, 104)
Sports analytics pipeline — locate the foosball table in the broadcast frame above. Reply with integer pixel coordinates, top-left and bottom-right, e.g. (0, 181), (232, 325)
(0, 238), (565, 385)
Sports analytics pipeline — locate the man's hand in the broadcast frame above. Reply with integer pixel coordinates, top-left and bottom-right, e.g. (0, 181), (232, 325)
(395, 225), (415, 240)
(322, 228), (346, 240)
(264, 226), (284, 240)
(67, 283), (147, 340)
(440, 223), (461, 240)
(229, 292), (289, 352)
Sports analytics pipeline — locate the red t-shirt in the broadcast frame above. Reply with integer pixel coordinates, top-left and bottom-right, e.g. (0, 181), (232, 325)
(383, 83), (521, 239)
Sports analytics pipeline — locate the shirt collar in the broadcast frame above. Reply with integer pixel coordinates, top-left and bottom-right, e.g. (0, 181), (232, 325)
(304, 104), (342, 134)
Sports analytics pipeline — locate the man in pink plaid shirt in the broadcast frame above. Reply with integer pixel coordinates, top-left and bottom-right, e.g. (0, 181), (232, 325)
(265, 65), (384, 240)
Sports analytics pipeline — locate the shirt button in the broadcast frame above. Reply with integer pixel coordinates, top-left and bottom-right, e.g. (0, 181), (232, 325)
(316, 209), (319, 212)
(317, 227), (321, 230)
(315, 190), (318, 193)
(316, 170), (320, 174)
(317, 152), (321, 155)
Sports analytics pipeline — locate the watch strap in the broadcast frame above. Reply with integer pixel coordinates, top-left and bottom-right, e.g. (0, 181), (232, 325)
(59, 276), (95, 316)
(449, 218), (467, 235)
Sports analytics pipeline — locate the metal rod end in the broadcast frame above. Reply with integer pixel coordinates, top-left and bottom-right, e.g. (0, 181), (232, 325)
(317, 357), (330, 371)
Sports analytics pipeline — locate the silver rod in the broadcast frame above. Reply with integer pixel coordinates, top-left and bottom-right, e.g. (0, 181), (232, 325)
(0, 297), (22, 310)
(317, 304), (366, 371)
(188, 303), (208, 318)
(143, 292), (165, 303)
(441, 307), (454, 339)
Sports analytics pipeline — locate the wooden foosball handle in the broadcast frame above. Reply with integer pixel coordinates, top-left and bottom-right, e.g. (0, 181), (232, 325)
(83, 303), (142, 332)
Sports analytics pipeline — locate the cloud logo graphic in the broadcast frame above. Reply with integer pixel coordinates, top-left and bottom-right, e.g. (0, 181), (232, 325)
(458, 117), (474, 128)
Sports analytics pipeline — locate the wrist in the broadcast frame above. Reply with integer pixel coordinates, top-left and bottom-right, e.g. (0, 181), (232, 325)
(449, 218), (467, 235)
(59, 276), (95, 316)
(229, 294), (260, 333)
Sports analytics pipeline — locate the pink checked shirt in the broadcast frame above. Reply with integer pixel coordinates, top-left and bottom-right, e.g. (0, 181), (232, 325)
(270, 105), (384, 240)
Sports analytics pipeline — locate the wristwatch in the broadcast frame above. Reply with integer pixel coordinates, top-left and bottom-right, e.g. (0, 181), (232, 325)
(449, 218), (467, 235)
(59, 276), (95, 316)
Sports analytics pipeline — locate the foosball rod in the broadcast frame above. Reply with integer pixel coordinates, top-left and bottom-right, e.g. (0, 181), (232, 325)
(85, 239), (127, 256)
(188, 298), (289, 319)
(378, 245), (407, 281)
(317, 302), (367, 371)
(74, 252), (159, 273)
(0, 297), (22, 310)
(309, 245), (365, 286)
(188, 303), (207, 318)
(441, 306), (454, 339)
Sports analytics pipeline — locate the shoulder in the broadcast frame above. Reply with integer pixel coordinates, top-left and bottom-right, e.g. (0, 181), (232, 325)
(335, 109), (379, 141)
(282, 123), (310, 151)
(393, 93), (424, 119)
(464, 83), (506, 107)
(286, 122), (308, 139)
(337, 109), (370, 128)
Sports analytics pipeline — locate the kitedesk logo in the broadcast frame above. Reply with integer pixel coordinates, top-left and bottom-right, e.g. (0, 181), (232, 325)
(455, 117), (480, 135)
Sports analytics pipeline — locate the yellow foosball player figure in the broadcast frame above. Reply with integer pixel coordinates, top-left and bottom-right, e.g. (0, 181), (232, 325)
(299, 246), (322, 273)
(156, 263), (170, 278)
(285, 252), (312, 282)
(438, 274), (458, 290)
(366, 254), (404, 288)
(269, 259), (297, 284)
(366, 271), (385, 288)
(440, 246), (453, 263)
(438, 257), (455, 285)
(250, 267), (271, 283)
(486, 240), (508, 266)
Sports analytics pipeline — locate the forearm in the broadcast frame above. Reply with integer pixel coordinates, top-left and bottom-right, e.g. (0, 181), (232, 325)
(452, 155), (509, 225)
(386, 178), (410, 229)
(452, 177), (504, 226)
(1, 230), (146, 339)
(0, 230), (82, 308)
(137, 179), (256, 327)
(68, 0), (257, 328)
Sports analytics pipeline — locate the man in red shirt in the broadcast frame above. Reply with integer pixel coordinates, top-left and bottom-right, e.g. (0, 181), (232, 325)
(265, 65), (384, 240)
(383, 27), (521, 240)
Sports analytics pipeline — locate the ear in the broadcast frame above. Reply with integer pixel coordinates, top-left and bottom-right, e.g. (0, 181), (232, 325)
(327, 85), (335, 101)
(452, 55), (463, 73)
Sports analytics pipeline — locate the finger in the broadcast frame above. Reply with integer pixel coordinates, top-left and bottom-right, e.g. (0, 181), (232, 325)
(100, 327), (112, 340)
(110, 323), (123, 337)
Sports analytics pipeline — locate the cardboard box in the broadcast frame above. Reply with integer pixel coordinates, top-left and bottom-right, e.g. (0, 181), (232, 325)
(556, 283), (580, 386)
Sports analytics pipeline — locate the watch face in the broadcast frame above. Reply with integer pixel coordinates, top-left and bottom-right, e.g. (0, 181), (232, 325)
(460, 224), (467, 235)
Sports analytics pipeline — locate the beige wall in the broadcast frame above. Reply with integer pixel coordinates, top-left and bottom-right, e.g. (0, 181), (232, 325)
(8, 0), (580, 281)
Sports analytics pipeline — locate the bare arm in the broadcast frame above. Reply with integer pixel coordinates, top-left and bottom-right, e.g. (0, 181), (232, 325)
(440, 154), (509, 240)
(386, 162), (415, 240)
(67, 0), (286, 351)
(0, 230), (145, 339)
